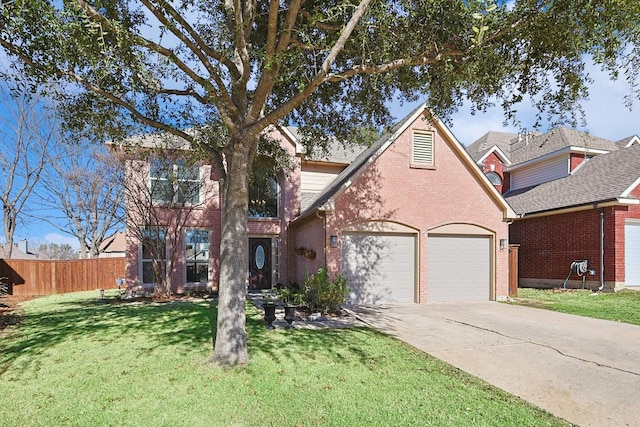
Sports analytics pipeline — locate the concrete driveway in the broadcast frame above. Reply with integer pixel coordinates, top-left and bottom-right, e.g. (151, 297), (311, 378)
(347, 302), (640, 427)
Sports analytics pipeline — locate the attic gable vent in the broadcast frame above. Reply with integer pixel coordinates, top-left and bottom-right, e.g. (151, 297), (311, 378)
(412, 131), (434, 166)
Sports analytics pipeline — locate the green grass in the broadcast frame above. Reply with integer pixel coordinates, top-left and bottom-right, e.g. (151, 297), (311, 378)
(511, 288), (640, 325)
(0, 291), (568, 426)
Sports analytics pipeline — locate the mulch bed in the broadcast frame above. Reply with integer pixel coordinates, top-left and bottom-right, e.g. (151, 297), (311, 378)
(0, 295), (36, 331)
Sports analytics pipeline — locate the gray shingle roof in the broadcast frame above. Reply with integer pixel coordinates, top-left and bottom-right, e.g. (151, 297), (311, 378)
(467, 127), (623, 167)
(466, 131), (518, 162)
(505, 144), (640, 215)
(508, 127), (620, 165)
(285, 126), (363, 164)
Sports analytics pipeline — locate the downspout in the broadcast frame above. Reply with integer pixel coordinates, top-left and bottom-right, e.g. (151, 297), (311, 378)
(595, 205), (605, 292)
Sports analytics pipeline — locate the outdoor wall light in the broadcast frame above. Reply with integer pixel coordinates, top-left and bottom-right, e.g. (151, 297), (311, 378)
(500, 239), (508, 251)
(330, 235), (338, 248)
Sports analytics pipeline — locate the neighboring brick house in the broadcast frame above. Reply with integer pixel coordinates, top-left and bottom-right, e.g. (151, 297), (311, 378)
(122, 105), (516, 303)
(467, 127), (640, 290)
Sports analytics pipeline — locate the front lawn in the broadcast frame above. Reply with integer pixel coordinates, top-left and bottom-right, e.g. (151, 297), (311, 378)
(511, 288), (640, 326)
(0, 291), (567, 426)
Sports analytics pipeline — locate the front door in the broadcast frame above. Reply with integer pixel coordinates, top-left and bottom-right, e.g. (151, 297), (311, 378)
(249, 238), (272, 290)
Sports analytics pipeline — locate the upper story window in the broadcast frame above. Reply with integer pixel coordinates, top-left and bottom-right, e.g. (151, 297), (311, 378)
(486, 171), (502, 186)
(248, 168), (279, 218)
(149, 159), (201, 205)
(411, 130), (435, 167)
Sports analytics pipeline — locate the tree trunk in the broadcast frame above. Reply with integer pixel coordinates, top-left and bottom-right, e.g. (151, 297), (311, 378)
(3, 208), (15, 259)
(210, 140), (252, 366)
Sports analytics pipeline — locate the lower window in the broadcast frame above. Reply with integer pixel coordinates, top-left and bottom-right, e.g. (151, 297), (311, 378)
(141, 227), (166, 284)
(185, 229), (210, 283)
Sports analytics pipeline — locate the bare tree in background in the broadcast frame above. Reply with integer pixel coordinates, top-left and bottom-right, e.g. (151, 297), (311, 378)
(0, 84), (56, 259)
(38, 145), (124, 258)
(37, 242), (78, 260)
(119, 145), (214, 299)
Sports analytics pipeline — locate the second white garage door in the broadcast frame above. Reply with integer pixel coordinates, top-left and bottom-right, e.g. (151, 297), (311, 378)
(625, 222), (640, 286)
(342, 233), (416, 304)
(427, 235), (491, 302)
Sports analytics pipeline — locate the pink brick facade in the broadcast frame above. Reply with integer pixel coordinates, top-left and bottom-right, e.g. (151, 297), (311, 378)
(124, 109), (514, 301)
(125, 164), (223, 293)
(291, 110), (513, 302)
(125, 127), (301, 294)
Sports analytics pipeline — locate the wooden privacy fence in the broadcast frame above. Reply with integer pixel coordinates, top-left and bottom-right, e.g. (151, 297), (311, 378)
(0, 258), (126, 296)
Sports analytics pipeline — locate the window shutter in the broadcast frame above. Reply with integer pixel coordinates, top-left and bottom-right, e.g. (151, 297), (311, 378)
(412, 131), (434, 165)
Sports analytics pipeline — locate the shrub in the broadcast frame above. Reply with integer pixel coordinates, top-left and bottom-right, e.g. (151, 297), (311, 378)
(301, 268), (349, 314)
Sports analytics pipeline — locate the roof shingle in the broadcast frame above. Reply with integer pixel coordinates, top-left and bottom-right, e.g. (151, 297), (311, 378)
(505, 144), (640, 215)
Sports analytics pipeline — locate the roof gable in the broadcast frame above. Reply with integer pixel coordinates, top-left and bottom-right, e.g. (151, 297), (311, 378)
(477, 145), (512, 166)
(296, 104), (516, 221)
(468, 127), (627, 170)
(466, 131), (517, 163)
(618, 135), (640, 148)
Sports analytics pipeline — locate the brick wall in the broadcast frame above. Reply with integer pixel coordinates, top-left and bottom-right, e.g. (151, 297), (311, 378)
(292, 215), (325, 281)
(569, 153), (588, 171)
(511, 202), (640, 289)
(314, 113), (510, 301)
(483, 151), (507, 193)
(510, 209), (602, 287)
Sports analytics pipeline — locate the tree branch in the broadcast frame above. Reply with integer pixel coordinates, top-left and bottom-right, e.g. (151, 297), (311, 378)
(249, 0), (303, 124)
(140, 0), (240, 79)
(256, 0), (373, 130)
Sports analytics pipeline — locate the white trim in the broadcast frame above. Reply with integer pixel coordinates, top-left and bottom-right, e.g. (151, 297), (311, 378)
(433, 113), (517, 220)
(411, 130), (435, 166)
(624, 135), (640, 148)
(568, 146), (611, 155)
(519, 198), (640, 219)
(278, 125), (305, 155)
(507, 146), (610, 172)
(184, 228), (211, 285)
(477, 145), (512, 166)
(621, 177), (640, 198)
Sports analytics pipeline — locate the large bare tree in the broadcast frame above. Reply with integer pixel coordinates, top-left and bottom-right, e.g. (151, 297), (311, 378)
(37, 145), (124, 258)
(0, 83), (56, 258)
(2, 0), (639, 365)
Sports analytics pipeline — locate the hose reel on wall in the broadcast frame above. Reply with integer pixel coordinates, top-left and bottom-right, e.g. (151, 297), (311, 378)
(562, 260), (590, 289)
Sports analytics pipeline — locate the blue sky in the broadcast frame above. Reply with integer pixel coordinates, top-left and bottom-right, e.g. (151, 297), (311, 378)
(12, 59), (640, 249)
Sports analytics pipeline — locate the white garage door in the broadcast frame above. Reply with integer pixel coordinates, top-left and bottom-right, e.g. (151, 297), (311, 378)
(625, 223), (640, 286)
(427, 235), (491, 302)
(342, 233), (416, 304)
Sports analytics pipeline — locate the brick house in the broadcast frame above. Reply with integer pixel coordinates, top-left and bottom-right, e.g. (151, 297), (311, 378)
(123, 105), (515, 303)
(467, 127), (640, 290)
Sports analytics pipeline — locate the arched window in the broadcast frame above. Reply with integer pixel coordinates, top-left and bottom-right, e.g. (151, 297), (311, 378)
(486, 171), (502, 186)
(248, 169), (279, 218)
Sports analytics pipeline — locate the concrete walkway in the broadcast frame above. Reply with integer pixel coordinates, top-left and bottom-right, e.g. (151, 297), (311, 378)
(347, 302), (640, 427)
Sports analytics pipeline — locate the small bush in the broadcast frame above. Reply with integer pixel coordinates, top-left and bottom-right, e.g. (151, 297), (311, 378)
(301, 268), (349, 313)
